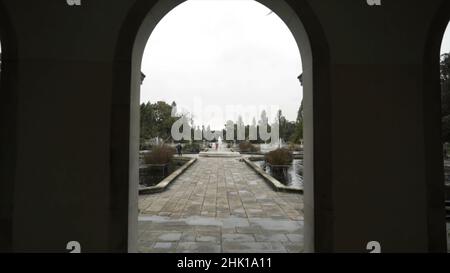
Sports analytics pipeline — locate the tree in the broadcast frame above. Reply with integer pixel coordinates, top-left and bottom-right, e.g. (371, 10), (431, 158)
(277, 109), (295, 142)
(140, 102), (156, 144)
(441, 53), (450, 142)
(140, 101), (180, 146)
(258, 110), (271, 143)
(288, 100), (304, 144)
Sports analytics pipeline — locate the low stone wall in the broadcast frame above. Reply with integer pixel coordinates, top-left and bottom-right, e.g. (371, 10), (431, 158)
(243, 158), (303, 194)
(139, 158), (197, 195)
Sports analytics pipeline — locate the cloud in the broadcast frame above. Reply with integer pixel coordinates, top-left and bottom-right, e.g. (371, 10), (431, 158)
(140, 0), (303, 129)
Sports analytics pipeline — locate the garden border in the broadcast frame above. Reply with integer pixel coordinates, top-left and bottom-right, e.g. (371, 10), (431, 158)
(139, 157), (197, 195)
(243, 157), (303, 194)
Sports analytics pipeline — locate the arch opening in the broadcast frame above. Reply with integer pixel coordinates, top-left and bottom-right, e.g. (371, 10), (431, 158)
(138, 0), (304, 253)
(125, 0), (319, 253)
(440, 20), (450, 252)
(421, 0), (450, 252)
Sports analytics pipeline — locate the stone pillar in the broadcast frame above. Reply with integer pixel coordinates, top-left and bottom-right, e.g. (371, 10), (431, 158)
(303, 0), (448, 252)
(0, 0), (137, 252)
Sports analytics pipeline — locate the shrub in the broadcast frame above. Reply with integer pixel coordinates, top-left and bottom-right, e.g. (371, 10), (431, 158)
(239, 142), (260, 153)
(144, 145), (175, 165)
(139, 139), (152, 151)
(183, 143), (201, 154)
(288, 143), (302, 152)
(266, 148), (293, 166)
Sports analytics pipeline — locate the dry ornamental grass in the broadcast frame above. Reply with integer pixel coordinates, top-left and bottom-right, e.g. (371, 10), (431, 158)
(144, 145), (176, 165)
(265, 148), (293, 166)
(239, 142), (260, 153)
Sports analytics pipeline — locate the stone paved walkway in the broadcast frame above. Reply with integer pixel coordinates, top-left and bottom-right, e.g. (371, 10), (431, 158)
(138, 157), (304, 253)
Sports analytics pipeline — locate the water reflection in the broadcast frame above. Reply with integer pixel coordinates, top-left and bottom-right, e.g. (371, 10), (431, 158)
(139, 159), (185, 187)
(255, 159), (303, 188)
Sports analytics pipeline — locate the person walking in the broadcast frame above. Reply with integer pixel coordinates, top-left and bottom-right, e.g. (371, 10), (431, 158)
(176, 143), (182, 157)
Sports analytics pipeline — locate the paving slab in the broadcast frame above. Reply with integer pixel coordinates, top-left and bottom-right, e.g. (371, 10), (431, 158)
(138, 157), (303, 253)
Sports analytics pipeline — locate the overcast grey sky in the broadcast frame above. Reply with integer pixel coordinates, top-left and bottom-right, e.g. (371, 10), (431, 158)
(140, 0), (450, 129)
(140, 0), (302, 130)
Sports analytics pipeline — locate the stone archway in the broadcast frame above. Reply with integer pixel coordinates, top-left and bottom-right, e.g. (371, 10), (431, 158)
(423, 0), (450, 251)
(1, 0), (449, 253)
(113, 0), (330, 253)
